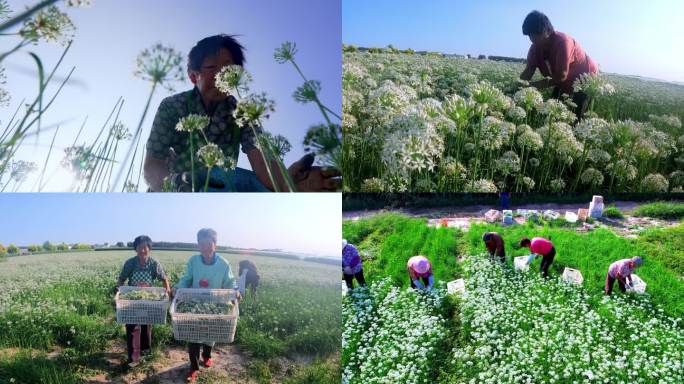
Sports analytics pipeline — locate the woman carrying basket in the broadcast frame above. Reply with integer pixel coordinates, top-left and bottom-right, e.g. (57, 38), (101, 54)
(117, 235), (171, 367)
(174, 228), (240, 382)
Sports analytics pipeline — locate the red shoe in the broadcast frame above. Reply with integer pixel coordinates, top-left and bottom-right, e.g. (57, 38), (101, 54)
(186, 370), (198, 382)
(202, 358), (213, 368)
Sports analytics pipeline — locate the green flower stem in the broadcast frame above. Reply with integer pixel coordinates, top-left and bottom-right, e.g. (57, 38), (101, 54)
(470, 111), (484, 188)
(116, 81), (157, 191)
(35, 124), (59, 192)
(571, 144), (589, 192)
(189, 131), (195, 192)
(251, 126), (279, 192)
(203, 166), (210, 192)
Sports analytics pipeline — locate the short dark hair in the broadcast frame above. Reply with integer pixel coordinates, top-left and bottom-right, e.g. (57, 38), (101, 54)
(522, 10), (554, 36)
(188, 34), (246, 71)
(239, 260), (258, 273)
(519, 237), (531, 247)
(482, 233), (493, 242)
(133, 235), (152, 249)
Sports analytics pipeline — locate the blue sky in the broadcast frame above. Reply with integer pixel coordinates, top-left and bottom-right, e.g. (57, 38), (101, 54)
(0, 193), (341, 257)
(2, 0), (341, 191)
(343, 0), (684, 83)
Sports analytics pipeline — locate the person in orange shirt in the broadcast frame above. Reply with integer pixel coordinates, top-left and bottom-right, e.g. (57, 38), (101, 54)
(519, 10), (599, 120)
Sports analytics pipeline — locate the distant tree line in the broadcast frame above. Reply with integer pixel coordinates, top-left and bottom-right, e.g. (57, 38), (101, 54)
(342, 44), (527, 63)
(0, 242), (331, 267)
(0, 241), (93, 256)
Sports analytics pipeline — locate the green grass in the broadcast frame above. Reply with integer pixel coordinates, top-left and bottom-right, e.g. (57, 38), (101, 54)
(632, 201), (684, 219)
(343, 213), (684, 321)
(282, 357), (341, 384)
(637, 223), (684, 277)
(0, 351), (79, 384)
(602, 204), (624, 218)
(343, 213), (465, 287)
(464, 222), (684, 320)
(0, 250), (339, 383)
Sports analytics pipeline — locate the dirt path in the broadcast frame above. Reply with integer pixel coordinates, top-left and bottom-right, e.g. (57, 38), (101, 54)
(344, 201), (679, 237)
(343, 200), (642, 219)
(79, 340), (254, 384)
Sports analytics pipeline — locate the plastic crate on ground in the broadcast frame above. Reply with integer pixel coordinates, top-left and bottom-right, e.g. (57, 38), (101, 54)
(543, 210), (560, 220)
(484, 209), (502, 223)
(565, 211), (578, 223)
(577, 208), (589, 221)
(115, 286), (170, 325)
(170, 288), (239, 344)
(589, 201), (604, 218)
(514, 256), (530, 272)
(238, 269), (247, 296)
(626, 274), (647, 294)
(561, 267), (584, 285)
(447, 279), (466, 294)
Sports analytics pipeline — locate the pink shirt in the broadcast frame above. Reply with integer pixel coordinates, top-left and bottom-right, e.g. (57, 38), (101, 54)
(530, 237), (553, 256)
(608, 259), (635, 279)
(407, 255), (432, 278)
(527, 31), (598, 94)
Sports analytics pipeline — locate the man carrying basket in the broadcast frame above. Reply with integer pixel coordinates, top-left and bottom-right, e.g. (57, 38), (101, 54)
(174, 228), (240, 382)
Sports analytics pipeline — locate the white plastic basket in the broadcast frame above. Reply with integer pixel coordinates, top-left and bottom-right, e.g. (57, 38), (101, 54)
(626, 274), (647, 294)
(591, 195), (604, 205)
(565, 211), (578, 223)
(170, 288), (239, 344)
(115, 286), (170, 325)
(589, 201), (603, 218)
(238, 269), (248, 296)
(447, 279), (466, 294)
(561, 267), (584, 285)
(514, 256), (530, 272)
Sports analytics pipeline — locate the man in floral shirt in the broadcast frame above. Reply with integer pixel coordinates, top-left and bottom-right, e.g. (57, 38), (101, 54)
(144, 34), (340, 192)
(342, 239), (365, 289)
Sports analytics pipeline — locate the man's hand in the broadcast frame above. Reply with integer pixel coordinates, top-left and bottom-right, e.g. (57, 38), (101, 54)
(343, 266), (353, 275)
(288, 154), (341, 192)
(530, 78), (551, 90)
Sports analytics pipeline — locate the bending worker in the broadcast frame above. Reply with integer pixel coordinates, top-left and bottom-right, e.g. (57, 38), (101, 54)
(519, 10), (599, 120)
(519, 237), (556, 277)
(407, 255), (434, 290)
(482, 232), (505, 263)
(605, 256), (643, 295)
(342, 239), (366, 289)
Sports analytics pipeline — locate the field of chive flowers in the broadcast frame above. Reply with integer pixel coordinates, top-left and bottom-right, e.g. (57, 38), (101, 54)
(342, 213), (684, 383)
(343, 51), (684, 193)
(0, 250), (340, 384)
